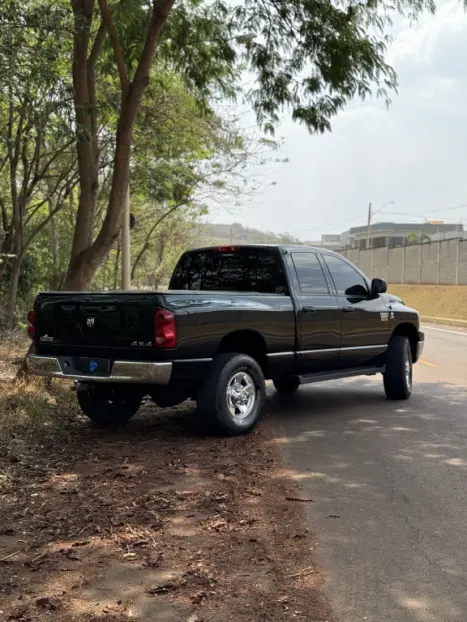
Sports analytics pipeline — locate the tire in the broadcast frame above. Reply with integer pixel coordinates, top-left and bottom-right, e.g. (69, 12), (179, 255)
(273, 377), (300, 394)
(197, 353), (265, 436)
(383, 336), (413, 400)
(76, 384), (142, 426)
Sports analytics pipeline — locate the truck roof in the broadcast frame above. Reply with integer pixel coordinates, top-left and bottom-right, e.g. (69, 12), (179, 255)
(187, 243), (341, 256)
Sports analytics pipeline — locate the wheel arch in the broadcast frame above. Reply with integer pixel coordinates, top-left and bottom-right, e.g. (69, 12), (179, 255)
(390, 322), (420, 362)
(216, 330), (268, 375)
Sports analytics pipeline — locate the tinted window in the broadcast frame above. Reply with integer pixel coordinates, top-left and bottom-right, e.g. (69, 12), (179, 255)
(292, 253), (330, 295)
(169, 248), (288, 294)
(323, 255), (368, 297)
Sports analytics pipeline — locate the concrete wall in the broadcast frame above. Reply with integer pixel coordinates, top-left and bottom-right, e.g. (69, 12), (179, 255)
(341, 238), (467, 285)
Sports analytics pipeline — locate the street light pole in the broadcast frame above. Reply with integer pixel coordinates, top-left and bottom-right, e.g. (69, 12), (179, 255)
(366, 200), (394, 250)
(366, 202), (372, 250)
(121, 183), (131, 290)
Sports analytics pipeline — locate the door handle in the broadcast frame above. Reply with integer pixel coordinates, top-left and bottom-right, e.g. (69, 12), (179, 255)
(302, 306), (316, 313)
(342, 306), (356, 313)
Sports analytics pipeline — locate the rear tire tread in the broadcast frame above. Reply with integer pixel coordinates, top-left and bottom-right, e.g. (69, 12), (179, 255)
(77, 386), (141, 426)
(197, 353), (265, 436)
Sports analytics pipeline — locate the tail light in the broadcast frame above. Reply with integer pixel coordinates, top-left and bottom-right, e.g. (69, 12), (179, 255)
(154, 307), (176, 349)
(27, 310), (36, 338)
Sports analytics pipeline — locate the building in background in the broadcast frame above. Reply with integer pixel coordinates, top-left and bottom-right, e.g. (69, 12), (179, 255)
(340, 221), (464, 250)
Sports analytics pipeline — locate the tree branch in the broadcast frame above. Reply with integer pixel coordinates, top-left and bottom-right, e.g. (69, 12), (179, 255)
(97, 0), (129, 97)
(131, 199), (187, 279)
(88, 21), (106, 176)
(24, 177), (80, 250)
(0, 197), (8, 234)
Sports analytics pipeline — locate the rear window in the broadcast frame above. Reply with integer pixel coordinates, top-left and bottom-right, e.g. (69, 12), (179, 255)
(169, 248), (288, 294)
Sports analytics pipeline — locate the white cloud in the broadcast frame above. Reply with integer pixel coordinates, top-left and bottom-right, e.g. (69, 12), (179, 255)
(213, 0), (467, 237)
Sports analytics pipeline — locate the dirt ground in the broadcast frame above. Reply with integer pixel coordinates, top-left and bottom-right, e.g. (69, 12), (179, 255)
(0, 349), (333, 621)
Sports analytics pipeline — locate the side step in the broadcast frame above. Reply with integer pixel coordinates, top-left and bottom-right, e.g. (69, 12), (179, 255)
(298, 366), (384, 386)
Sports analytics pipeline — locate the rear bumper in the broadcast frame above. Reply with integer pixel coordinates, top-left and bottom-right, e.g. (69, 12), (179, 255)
(26, 355), (172, 385)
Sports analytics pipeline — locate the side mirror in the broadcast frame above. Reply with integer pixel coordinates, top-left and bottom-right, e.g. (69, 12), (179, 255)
(371, 278), (387, 297)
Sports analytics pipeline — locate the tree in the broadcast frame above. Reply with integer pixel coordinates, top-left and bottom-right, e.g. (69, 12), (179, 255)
(407, 231), (431, 245)
(64, 0), (435, 291)
(0, 1), (77, 329)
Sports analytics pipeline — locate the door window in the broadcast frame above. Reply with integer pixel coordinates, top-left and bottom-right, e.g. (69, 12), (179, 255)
(292, 253), (330, 295)
(323, 255), (368, 297)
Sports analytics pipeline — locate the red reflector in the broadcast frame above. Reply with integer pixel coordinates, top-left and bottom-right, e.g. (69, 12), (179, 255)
(27, 310), (36, 339)
(213, 246), (240, 253)
(154, 308), (176, 349)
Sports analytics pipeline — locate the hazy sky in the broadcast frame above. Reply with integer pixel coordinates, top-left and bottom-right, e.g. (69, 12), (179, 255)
(211, 0), (467, 241)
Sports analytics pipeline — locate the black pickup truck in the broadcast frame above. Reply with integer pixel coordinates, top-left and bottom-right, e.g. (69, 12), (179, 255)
(26, 245), (424, 436)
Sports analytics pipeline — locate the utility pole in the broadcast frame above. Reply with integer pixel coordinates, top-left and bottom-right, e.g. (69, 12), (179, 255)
(121, 184), (131, 290)
(366, 202), (372, 250)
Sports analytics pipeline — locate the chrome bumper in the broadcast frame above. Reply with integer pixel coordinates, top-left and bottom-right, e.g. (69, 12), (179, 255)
(416, 332), (425, 361)
(26, 355), (172, 385)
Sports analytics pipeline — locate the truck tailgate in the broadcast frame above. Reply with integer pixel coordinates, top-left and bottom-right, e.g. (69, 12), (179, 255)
(34, 292), (162, 349)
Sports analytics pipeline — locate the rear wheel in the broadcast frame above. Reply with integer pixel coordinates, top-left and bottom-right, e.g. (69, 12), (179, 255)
(76, 383), (142, 426)
(383, 336), (412, 400)
(197, 353), (265, 436)
(273, 377), (300, 394)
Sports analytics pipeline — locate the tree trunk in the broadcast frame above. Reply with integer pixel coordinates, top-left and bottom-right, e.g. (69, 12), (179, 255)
(64, 0), (98, 287)
(63, 0), (176, 291)
(63, 132), (131, 290)
(5, 250), (24, 331)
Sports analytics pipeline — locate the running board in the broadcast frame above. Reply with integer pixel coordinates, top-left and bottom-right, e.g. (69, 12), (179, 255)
(298, 366), (384, 385)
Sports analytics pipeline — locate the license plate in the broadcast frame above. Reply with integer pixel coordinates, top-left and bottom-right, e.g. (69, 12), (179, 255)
(78, 357), (110, 375)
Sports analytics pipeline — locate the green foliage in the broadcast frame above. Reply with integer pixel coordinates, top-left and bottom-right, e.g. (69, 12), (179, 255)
(229, 0), (435, 134)
(0, 0), (441, 321)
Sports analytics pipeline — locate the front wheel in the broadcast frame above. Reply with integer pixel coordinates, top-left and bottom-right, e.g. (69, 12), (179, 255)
(76, 383), (142, 426)
(197, 353), (265, 436)
(383, 336), (412, 400)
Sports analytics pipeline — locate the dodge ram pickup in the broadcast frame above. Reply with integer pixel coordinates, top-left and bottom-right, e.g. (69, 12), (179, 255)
(26, 245), (424, 436)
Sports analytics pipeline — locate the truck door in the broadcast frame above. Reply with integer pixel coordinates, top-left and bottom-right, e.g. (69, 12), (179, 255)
(322, 253), (389, 368)
(290, 252), (341, 373)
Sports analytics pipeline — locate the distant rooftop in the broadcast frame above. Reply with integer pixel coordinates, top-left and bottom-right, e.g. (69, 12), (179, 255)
(348, 222), (463, 235)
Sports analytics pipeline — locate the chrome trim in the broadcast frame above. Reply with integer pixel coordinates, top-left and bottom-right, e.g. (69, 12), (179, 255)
(173, 358), (213, 363)
(341, 345), (388, 352)
(416, 340), (424, 359)
(298, 348), (340, 355)
(268, 344), (388, 358)
(26, 355), (172, 385)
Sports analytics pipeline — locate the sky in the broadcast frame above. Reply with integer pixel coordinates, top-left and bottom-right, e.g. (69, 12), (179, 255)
(211, 0), (467, 241)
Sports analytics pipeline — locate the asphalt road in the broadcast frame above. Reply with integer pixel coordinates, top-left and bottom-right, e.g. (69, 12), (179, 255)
(270, 325), (467, 622)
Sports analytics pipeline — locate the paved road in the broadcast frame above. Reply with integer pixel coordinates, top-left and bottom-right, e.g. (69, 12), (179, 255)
(270, 325), (467, 622)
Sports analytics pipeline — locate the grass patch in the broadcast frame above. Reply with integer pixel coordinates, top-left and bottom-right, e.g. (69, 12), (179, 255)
(0, 333), (80, 456)
(388, 284), (467, 321)
(0, 377), (80, 453)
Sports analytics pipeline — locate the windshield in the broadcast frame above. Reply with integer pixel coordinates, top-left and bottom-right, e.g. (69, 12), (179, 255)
(169, 247), (288, 294)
